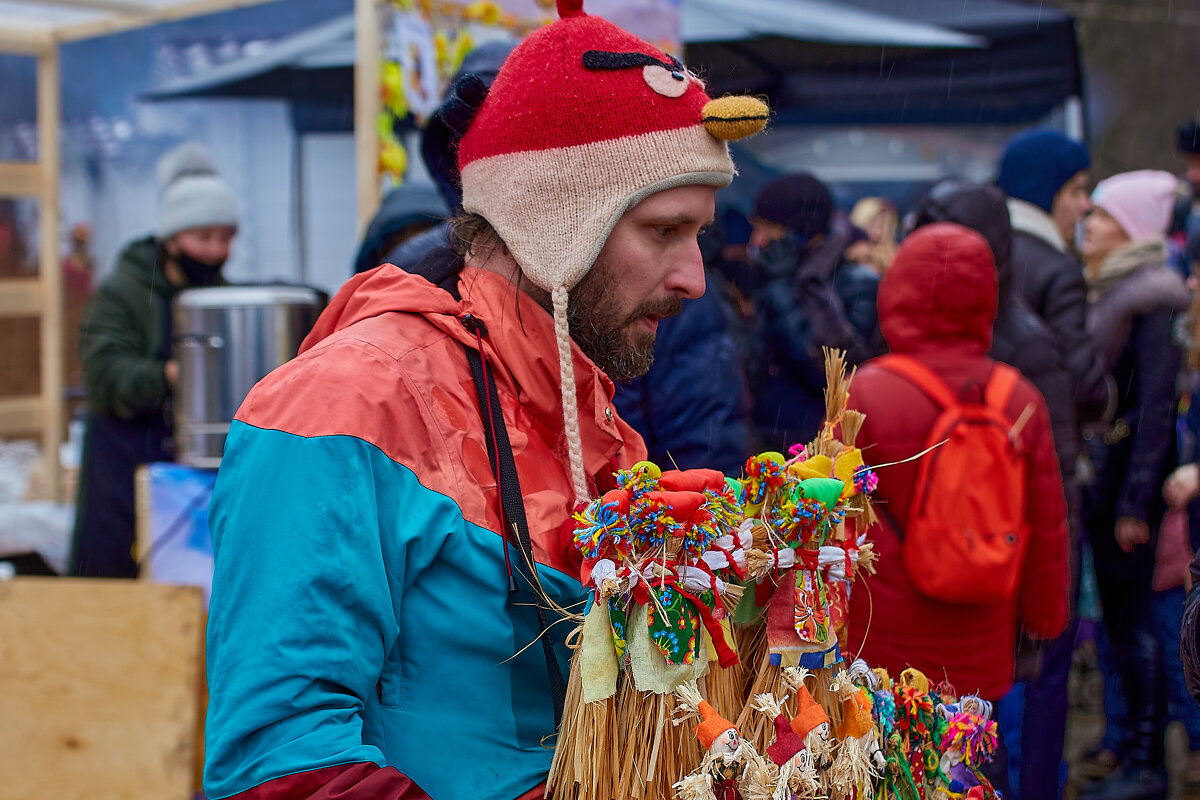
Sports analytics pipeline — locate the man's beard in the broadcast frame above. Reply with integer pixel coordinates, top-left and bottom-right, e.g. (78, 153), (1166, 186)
(566, 256), (682, 382)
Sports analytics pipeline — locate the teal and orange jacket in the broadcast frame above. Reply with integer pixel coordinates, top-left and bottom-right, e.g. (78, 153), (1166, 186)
(204, 265), (646, 799)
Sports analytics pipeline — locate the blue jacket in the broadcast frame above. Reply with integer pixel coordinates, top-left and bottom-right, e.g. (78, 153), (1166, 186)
(750, 259), (882, 450)
(613, 279), (750, 476)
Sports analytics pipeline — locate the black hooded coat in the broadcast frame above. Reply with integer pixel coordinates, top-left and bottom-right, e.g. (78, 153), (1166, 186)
(914, 183), (1078, 488)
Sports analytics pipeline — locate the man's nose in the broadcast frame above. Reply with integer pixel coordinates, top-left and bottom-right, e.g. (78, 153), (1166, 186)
(668, 240), (706, 300)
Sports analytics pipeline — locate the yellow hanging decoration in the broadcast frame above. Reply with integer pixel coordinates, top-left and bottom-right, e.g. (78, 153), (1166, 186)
(378, 61), (409, 184)
(379, 139), (408, 181)
(463, 0), (503, 25)
(376, 0), (556, 186)
(381, 61), (409, 119)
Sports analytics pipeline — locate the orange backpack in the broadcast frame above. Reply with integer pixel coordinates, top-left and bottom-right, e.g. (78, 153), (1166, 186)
(874, 355), (1030, 605)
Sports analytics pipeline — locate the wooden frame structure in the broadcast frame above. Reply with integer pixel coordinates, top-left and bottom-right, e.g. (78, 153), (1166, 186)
(0, 0), (365, 501)
(0, 43), (62, 498)
(354, 0), (381, 231)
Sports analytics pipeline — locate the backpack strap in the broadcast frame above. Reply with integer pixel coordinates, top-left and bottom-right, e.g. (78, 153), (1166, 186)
(871, 354), (960, 410)
(984, 363), (1020, 415)
(461, 316), (567, 730)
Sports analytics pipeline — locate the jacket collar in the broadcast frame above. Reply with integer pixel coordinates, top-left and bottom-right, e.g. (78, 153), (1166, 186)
(1007, 197), (1068, 253)
(456, 267), (638, 487)
(121, 236), (181, 300)
(1087, 237), (1168, 298)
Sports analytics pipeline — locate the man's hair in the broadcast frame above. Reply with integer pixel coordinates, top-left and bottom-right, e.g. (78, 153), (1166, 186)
(449, 213), (505, 260)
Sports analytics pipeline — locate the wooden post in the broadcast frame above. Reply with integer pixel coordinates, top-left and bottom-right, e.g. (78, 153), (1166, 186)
(38, 46), (63, 501)
(355, 0), (381, 232)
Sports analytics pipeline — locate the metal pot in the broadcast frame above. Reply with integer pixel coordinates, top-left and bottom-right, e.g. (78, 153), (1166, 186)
(173, 285), (325, 469)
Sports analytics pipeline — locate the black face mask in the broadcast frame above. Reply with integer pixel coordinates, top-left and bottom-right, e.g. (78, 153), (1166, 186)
(162, 245), (225, 287)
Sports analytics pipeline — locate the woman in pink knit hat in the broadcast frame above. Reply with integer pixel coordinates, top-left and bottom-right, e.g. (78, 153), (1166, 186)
(1080, 169), (1192, 797)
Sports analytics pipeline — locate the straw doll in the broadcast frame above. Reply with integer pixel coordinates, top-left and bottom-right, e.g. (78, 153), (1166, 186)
(736, 352), (879, 753)
(550, 463), (748, 800)
(747, 693), (822, 800)
(781, 667), (835, 773)
(734, 460), (847, 751)
(933, 696), (1000, 799)
(826, 668), (885, 798)
(672, 683), (772, 800)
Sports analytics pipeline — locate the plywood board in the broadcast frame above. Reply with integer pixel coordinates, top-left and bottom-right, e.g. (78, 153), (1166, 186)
(0, 578), (204, 799)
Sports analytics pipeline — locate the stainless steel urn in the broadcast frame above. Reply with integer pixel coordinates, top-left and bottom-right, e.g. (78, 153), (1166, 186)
(173, 285), (325, 469)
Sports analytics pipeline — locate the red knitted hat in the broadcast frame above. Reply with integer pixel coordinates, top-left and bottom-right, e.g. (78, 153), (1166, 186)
(459, 0), (759, 296)
(458, 0), (766, 504)
(767, 713), (807, 766)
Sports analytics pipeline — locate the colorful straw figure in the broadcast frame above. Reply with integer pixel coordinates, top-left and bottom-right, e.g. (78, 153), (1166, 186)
(935, 696), (1000, 799)
(782, 668), (835, 771)
(673, 683), (772, 800)
(827, 669), (885, 797)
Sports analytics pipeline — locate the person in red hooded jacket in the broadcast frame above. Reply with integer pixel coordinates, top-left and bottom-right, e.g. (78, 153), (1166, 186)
(845, 222), (1069, 720)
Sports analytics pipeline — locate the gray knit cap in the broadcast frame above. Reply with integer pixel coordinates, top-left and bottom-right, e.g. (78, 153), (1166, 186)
(155, 143), (238, 239)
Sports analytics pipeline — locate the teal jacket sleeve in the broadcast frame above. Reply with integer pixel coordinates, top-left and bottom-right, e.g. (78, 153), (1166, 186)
(204, 420), (441, 800)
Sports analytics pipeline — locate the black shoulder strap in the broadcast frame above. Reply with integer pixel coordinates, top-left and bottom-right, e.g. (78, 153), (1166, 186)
(461, 318), (566, 728)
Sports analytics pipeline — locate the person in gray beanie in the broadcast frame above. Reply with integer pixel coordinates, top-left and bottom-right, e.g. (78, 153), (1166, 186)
(71, 142), (238, 578)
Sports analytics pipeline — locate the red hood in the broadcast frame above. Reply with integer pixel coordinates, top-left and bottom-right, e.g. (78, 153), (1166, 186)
(300, 264), (638, 483)
(301, 264), (465, 353)
(878, 222), (997, 356)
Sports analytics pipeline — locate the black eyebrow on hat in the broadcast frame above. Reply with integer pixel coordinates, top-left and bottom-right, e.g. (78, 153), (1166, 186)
(582, 50), (684, 73)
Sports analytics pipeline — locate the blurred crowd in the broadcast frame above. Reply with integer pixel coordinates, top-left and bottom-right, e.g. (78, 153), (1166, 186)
(346, 105), (1200, 798)
(61, 35), (1200, 799)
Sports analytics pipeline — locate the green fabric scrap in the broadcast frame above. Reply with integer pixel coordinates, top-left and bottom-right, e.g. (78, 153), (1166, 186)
(645, 584), (702, 665)
(629, 604), (708, 693)
(608, 597), (629, 660)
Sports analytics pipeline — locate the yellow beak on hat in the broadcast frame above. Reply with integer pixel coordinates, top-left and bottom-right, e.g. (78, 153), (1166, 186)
(702, 96), (769, 141)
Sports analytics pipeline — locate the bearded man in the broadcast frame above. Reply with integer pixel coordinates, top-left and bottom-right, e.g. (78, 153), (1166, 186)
(201, 1), (765, 798)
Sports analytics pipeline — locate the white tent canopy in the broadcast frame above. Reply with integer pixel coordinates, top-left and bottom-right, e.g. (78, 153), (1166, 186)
(0, 0), (281, 50)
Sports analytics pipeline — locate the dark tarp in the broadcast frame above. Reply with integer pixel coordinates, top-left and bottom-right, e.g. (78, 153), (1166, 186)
(142, 0), (1080, 130)
(691, 0), (1083, 126)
